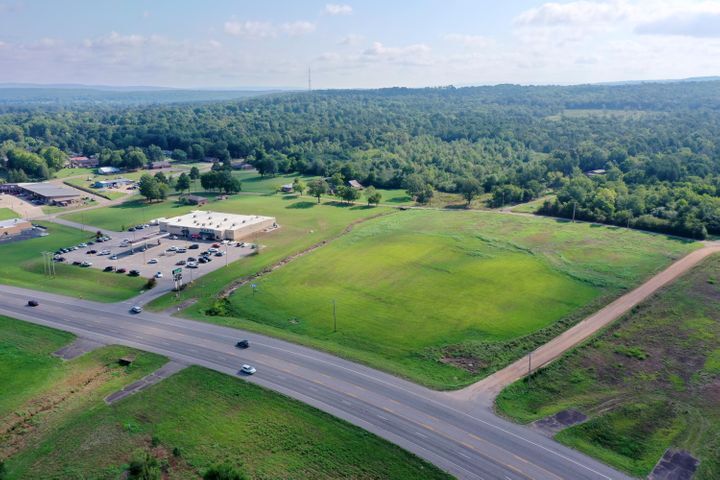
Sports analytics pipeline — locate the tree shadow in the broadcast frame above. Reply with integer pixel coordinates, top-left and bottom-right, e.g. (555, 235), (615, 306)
(286, 201), (316, 209)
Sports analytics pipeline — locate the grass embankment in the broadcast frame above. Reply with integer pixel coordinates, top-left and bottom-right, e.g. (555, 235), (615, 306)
(0, 222), (146, 301)
(496, 254), (720, 479)
(0, 208), (18, 220)
(0, 316), (167, 477)
(1, 317), (450, 480)
(53, 167), (95, 179)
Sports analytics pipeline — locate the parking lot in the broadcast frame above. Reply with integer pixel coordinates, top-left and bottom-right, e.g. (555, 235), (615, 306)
(57, 230), (258, 288)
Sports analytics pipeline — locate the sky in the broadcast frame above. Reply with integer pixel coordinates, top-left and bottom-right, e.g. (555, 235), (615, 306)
(0, 0), (719, 89)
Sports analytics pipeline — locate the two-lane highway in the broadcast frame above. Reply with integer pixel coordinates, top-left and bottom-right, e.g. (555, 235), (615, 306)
(0, 284), (630, 480)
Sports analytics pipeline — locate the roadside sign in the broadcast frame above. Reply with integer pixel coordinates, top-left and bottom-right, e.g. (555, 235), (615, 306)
(172, 268), (182, 275)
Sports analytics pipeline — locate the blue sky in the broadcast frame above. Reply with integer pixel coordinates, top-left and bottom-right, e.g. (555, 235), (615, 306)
(0, 0), (719, 88)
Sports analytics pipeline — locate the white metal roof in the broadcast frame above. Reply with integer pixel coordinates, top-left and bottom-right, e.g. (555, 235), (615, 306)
(161, 210), (275, 232)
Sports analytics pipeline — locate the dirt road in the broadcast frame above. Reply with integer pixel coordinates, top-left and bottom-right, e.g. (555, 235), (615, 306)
(448, 242), (720, 403)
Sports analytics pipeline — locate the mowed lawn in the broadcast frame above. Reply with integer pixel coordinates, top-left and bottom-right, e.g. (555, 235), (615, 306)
(222, 210), (696, 388)
(496, 254), (720, 479)
(2, 317), (450, 480)
(0, 222), (147, 301)
(0, 207), (19, 220)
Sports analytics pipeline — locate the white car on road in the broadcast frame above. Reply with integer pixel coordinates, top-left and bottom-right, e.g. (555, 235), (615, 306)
(148, 258), (158, 264)
(240, 364), (256, 375)
(155, 272), (163, 279)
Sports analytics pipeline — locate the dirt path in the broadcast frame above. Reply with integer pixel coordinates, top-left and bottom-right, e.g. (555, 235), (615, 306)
(448, 242), (720, 404)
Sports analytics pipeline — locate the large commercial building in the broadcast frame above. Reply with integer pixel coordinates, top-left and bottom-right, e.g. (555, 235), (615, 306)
(0, 182), (83, 206)
(158, 210), (277, 241)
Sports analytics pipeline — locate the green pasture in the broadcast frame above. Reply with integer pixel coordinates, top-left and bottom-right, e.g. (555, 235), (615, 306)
(0, 222), (146, 301)
(217, 209), (696, 388)
(497, 254), (720, 479)
(0, 207), (18, 220)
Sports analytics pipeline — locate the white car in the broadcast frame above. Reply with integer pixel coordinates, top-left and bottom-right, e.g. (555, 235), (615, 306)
(176, 247), (187, 253)
(130, 305), (143, 313)
(167, 246), (178, 252)
(81, 261), (92, 267)
(186, 262), (198, 268)
(155, 272), (163, 279)
(240, 364), (256, 375)
(100, 249), (111, 255)
(78, 243), (88, 248)
(110, 255), (118, 260)
(148, 258), (158, 264)
(208, 247), (219, 253)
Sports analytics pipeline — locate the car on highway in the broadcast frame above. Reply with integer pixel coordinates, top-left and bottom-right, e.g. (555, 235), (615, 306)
(186, 261), (198, 268)
(128, 269), (140, 276)
(155, 272), (163, 278)
(198, 257), (210, 264)
(103, 266), (115, 272)
(110, 255), (118, 260)
(130, 305), (143, 313)
(214, 251), (225, 257)
(99, 249), (111, 255)
(167, 246), (177, 252)
(72, 260), (82, 266)
(208, 247), (219, 253)
(78, 242), (88, 248)
(240, 364), (256, 375)
(116, 268), (127, 274)
(235, 340), (249, 349)
(81, 261), (92, 267)
(176, 247), (187, 253)
(86, 249), (97, 254)
(176, 260), (186, 266)
(189, 243), (199, 249)
(27, 300), (39, 307)
(212, 243), (221, 248)
(128, 227), (135, 232)
(148, 258), (158, 264)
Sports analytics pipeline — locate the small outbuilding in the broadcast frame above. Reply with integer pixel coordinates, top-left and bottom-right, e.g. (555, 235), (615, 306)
(0, 218), (33, 238)
(281, 184), (294, 193)
(97, 166), (120, 175)
(348, 180), (364, 190)
(185, 195), (208, 206)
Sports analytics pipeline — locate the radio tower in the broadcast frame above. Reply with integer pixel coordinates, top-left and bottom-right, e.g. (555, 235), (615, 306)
(308, 67), (312, 92)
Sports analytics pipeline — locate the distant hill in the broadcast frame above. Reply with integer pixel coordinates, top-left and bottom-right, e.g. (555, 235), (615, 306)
(0, 85), (288, 106)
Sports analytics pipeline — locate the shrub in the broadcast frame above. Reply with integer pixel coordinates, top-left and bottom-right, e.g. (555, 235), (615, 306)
(203, 464), (247, 480)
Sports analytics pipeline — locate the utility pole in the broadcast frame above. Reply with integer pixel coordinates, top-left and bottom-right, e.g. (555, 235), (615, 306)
(332, 299), (337, 333)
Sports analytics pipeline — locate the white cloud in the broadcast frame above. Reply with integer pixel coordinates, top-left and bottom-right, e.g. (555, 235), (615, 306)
(224, 20), (277, 38)
(363, 41), (430, 57)
(635, 2), (720, 37)
(224, 19), (316, 38)
(280, 21), (316, 36)
(339, 34), (364, 45)
(443, 34), (494, 48)
(325, 4), (353, 15)
(514, 1), (631, 27)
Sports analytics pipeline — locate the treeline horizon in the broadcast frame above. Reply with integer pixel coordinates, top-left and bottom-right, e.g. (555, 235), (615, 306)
(1, 80), (720, 238)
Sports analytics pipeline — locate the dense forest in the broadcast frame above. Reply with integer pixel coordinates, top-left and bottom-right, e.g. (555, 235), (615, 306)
(1, 80), (720, 238)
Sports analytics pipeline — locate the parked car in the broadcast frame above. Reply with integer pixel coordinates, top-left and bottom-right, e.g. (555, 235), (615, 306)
(176, 260), (186, 266)
(212, 243), (221, 248)
(128, 269), (140, 276)
(81, 261), (92, 267)
(155, 272), (163, 279)
(148, 258), (158, 264)
(78, 243), (88, 248)
(54, 256), (65, 262)
(208, 247), (219, 253)
(240, 364), (256, 375)
(130, 305), (143, 313)
(214, 251), (225, 257)
(87, 241), (95, 246)
(27, 300), (39, 307)
(110, 255), (118, 260)
(128, 227), (136, 232)
(176, 247), (187, 253)
(186, 262), (198, 268)
(99, 249), (111, 255)
(72, 260), (82, 266)
(170, 235), (178, 240)
(103, 266), (115, 272)
(116, 268), (127, 274)
(87, 249), (97, 254)
(189, 243), (199, 250)
(235, 340), (249, 349)
(187, 256), (197, 262)
(167, 246), (177, 252)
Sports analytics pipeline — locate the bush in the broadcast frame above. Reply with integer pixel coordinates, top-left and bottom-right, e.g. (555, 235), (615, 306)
(128, 452), (161, 480)
(145, 277), (157, 289)
(203, 464), (247, 480)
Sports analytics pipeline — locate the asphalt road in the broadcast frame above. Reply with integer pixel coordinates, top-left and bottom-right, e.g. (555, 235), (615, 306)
(0, 284), (629, 480)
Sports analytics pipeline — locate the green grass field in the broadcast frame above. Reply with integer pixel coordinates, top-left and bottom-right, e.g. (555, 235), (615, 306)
(496, 254), (720, 479)
(1, 317), (450, 480)
(63, 177), (128, 200)
(53, 167), (95, 179)
(0, 207), (18, 220)
(182, 208), (695, 389)
(0, 222), (146, 301)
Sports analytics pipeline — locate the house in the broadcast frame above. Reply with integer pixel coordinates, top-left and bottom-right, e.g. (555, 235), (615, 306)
(69, 156), (99, 168)
(93, 178), (134, 189)
(348, 180), (364, 190)
(185, 195), (208, 206)
(0, 218), (33, 238)
(231, 160), (254, 170)
(97, 166), (120, 175)
(281, 184), (294, 193)
(148, 160), (172, 169)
